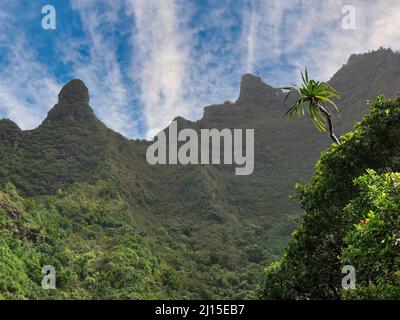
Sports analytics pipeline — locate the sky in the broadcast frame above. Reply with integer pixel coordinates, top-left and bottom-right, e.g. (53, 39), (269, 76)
(0, 0), (399, 139)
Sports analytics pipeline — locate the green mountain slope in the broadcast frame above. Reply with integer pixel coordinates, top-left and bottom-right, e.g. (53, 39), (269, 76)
(1, 48), (400, 299)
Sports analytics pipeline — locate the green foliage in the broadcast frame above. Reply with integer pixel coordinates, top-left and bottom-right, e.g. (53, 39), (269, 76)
(0, 238), (39, 299)
(0, 183), (163, 299)
(340, 170), (400, 299)
(262, 96), (400, 300)
(97, 236), (159, 299)
(260, 259), (297, 299)
(0, 177), (270, 299)
(281, 68), (339, 134)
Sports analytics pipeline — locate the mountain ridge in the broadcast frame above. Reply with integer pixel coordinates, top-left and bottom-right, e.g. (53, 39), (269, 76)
(3, 48), (400, 142)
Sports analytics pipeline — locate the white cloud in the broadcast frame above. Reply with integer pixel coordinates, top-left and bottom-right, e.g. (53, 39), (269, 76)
(2, 0), (400, 139)
(298, 0), (400, 81)
(241, 0), (400, 85)
(0, 12), (61, 129)
(244, 1), (261, 73)
(181, 4), (246, 118)
(241, 0), (293, 74)
(364, 1), (400, 47)
(66, 0), (138, 138)
(127, 0), (192, 139)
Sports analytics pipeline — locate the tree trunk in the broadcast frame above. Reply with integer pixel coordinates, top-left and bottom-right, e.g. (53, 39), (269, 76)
(318, 105), (340, 145)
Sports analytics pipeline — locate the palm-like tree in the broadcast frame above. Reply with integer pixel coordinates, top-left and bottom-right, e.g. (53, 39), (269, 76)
(281, 68), (341, 144)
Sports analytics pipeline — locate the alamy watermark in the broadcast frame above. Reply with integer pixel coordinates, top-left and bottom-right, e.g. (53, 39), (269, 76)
(42, 5), (56, 30)
(146, 121), (255, 176)
(341, 265), (356, 290)
(341, 5), (356, 30)
(41, 265), (56, 290)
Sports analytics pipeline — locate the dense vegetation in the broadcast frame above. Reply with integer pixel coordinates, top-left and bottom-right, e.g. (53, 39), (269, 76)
(0, 181), (161, 299)
(262, 96), (400, 299)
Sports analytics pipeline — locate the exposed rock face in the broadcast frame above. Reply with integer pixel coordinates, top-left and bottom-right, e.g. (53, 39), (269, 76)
(236, 73), (280, 105)
(45, 79), (96, 123)
(58, 79), (90, 105)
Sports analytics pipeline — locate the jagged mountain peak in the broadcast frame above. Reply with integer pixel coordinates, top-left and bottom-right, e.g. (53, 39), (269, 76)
(44, 79), (96, 124)
(0, 119), (21, 147)
(329, 47), (400, 106)
(0, 118), (21, 131)
(346, 47), (397, 64)
(236, 73), (280, 105)
(58, 79), (89, 105)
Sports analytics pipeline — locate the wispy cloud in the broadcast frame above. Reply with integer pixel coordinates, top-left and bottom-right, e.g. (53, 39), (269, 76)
(243, 0), (291, 74)
(66, 0), (139, 138)
(241, 0), (400, 85)
(244, 0), (260, 73)
(294, 0), (400, 81)
(1, 0), (400, 139)
(181, 2), (245, 118)
(127, 0), (249, 138)
(0, 10), (60, 129)
(126, 0), (192, 139)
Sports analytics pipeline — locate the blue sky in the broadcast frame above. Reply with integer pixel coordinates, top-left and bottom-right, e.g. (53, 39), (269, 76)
(0, 0), (399, 139)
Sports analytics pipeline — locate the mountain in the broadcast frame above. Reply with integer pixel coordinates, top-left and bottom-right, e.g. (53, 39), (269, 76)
(1, 48), (400, 299)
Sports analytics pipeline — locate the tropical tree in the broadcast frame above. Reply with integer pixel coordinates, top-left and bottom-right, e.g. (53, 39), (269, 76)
(281, 68), (341, 144)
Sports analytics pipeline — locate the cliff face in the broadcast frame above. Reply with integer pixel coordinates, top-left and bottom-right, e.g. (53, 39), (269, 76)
(44, 79), (95, 124)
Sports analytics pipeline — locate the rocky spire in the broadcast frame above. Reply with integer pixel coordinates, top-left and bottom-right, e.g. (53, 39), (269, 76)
(44, 79), (96, 123)
(58, 79), (90, 105)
